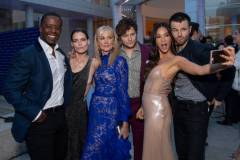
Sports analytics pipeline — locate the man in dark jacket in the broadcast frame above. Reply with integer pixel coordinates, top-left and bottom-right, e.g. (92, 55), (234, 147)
(2, 12), (72, 160)
(169, 12), (235, 160)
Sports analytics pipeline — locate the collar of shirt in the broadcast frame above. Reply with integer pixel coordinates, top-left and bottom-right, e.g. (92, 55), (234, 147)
(38, 37), (59, 58)
(120, 43), (141, 59)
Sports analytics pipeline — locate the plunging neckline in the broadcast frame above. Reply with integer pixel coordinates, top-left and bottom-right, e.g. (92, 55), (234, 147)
(71, 57), (90, 74)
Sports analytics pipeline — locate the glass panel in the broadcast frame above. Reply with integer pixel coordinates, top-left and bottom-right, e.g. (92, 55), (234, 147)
(88, 0), (111, 7)
(205, 0), (240, 42)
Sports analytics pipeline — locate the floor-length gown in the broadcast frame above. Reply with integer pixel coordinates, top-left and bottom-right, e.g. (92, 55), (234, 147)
(142, 67), (174, 160)
(65, 59), (91, 160)
(81, 55), (131, 160)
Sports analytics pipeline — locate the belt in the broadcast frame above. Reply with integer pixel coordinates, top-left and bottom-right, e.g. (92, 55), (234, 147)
(176, 99), (207, 105)
(130, 97), (140, 101)
(44, 105), (64, 113)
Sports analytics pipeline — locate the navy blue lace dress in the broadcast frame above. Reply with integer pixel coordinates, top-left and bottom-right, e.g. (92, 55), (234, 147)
(81, 54), (131, 160)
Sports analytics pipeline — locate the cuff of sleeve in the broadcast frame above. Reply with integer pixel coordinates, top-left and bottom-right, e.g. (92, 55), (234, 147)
(118, 115), (129, 122)
(214, 97), (223, 102)
(32, 110), (42, 122)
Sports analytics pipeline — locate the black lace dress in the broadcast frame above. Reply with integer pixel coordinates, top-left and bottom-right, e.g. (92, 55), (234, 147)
(65, 59), (91, 160)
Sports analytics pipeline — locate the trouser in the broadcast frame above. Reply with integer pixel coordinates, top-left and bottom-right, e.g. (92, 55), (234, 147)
(225, 89), (240, 123)
(26, 106), (68, 160)
(172, 99), (209, 160)
(129, 97), (144, 160)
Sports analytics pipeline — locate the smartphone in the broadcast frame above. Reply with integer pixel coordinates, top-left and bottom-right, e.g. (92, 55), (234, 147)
(116, 126), (121, 135)
(210, 50), (227, 64)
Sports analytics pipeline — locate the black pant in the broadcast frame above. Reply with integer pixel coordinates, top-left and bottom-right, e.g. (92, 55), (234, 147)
(225, 89), (240, 123)
(172, 99), (209, 160)
(26, 108), (67, 160)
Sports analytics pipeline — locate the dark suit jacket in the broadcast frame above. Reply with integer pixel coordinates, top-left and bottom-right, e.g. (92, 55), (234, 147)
(139, 43), (151, 100)
(177, 39), (234, 101)
(2, 41), (72, 142)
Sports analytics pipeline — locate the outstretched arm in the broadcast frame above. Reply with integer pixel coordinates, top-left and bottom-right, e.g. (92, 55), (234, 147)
(175, 47), (235, 75)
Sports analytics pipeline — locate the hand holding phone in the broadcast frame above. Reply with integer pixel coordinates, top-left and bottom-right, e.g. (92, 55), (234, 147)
(210, 50), (227, 64)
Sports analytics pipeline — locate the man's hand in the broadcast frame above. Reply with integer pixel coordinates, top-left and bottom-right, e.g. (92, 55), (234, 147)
(222, 46), (236, 66)
(212, 98), (223, 109)
(35, 112), (47, 123)
(136, 107), (144, 120)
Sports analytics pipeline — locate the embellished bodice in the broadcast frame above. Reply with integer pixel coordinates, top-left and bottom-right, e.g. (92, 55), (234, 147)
(94, 55), (118, 96)
(93, 54), (131, 121)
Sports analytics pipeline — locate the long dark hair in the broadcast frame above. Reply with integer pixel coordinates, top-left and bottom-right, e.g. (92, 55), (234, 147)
(144, 22), (175, 80)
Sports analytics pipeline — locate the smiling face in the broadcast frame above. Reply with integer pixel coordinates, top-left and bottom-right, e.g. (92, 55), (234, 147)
(97, 31), (114, 53)
(71, 32), (89, 54)
(156, 27), (172, 54)
(40, 15), (62, 47)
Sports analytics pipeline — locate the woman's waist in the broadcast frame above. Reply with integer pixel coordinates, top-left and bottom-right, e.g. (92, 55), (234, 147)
(94, 91), (116, 97)
(143, 91), (169, 97)
(94, 86), (117, 97)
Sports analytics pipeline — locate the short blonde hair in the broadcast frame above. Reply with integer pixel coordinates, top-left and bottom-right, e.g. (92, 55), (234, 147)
(94, 25), (119, 65)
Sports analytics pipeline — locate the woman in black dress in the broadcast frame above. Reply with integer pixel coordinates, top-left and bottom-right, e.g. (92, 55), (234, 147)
(65, 28), (99, 160)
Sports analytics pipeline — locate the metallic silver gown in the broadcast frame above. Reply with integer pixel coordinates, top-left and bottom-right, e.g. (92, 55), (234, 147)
(142, 66), (174, 160)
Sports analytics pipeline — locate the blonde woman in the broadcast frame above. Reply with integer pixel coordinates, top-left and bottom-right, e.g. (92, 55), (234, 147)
(81, 25), (131, 160)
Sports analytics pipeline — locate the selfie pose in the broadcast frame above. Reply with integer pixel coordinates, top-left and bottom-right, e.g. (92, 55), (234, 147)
(137, 22), (235, 160)
(169, 12), (235, 160)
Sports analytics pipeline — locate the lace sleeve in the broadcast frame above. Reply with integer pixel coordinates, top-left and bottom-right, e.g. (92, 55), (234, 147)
(115, 56), (131, 122)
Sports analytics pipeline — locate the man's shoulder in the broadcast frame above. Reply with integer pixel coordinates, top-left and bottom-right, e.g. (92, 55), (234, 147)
(139, 43), (151, 50)
(186, 39), (211, 56)
(19, 42), (41, 56)
(138, 43), (151, 56)
(189, 39), (209, 50)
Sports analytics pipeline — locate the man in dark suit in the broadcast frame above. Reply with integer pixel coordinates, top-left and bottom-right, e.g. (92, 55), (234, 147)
(169, 12), (235, 160)
(2, 12), (72, 160)
(116, 18), (150, 160)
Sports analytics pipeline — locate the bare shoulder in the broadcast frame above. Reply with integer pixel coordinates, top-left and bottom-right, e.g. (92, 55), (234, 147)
(174, 55), (184, 62)
(173, 56), (189, 65)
